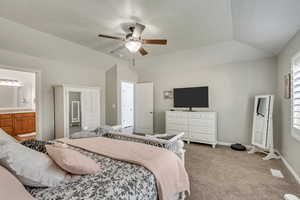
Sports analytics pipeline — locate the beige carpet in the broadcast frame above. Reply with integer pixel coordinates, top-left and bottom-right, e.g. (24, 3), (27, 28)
(184, 143), (300, 200)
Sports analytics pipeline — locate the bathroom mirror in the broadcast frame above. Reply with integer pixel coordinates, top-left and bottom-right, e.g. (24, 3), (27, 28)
(0, 68), (36, 110)
(0, 85), (35, 109)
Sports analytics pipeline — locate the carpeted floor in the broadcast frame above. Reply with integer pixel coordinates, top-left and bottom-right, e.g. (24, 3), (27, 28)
(184, 143), (300, 200)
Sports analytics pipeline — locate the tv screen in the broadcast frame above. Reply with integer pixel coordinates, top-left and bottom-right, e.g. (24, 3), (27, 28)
(173, 87), (209, 108)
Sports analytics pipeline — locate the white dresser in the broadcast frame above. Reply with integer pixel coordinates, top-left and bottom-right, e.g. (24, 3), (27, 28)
(165, 111), (217, 148)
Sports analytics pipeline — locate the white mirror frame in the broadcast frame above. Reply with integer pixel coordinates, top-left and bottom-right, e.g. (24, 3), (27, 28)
(251, 95), (271, 149)
(249, 95), (279, 160)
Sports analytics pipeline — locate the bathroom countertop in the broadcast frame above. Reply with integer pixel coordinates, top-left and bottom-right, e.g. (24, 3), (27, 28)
(0, 109), (35, 114)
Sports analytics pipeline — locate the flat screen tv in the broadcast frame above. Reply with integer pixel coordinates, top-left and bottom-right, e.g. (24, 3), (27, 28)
(173, 87), (209, 111)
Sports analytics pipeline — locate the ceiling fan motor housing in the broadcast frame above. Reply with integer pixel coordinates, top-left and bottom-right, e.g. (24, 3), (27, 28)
(125, 32), (133, 40)
(98, 22), (166, 56)
(126, 25), (140, 40)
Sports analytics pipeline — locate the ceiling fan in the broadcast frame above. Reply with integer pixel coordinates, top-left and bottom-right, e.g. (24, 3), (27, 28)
(98, 23), (167, 56)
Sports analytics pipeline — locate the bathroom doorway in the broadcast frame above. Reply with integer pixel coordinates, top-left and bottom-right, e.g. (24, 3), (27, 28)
(0, 66), (40, 141)
(121, 82), (134, 129)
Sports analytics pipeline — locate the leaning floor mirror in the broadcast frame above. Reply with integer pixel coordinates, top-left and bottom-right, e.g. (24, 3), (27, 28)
(248, 95), (280, 160)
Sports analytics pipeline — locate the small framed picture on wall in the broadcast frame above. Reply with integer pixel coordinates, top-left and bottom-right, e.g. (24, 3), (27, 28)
(284, 73), (291, 99)
(163, 90), (173, 99)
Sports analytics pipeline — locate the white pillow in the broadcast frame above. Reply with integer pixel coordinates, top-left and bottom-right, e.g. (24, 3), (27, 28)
(0, 128), (17, 143)
(0, 140), (69, 187)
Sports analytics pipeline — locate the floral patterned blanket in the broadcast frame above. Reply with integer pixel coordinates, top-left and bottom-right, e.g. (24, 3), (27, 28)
(26, 145), (157, 200)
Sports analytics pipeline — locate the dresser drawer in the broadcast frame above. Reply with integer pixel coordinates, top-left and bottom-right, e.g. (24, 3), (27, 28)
(166, 111), (188, 119)
(166, 112), (177, 118)
(189, 118), (215, 126)
(166, 118), (188, 125)
(166, 123), (188, 131)
(189, 112), (216, 120)
(190, 126), (215, 134)
(165, 111), (217, 147)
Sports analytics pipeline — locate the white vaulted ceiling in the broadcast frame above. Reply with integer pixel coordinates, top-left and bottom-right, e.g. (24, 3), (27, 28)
(232, 0), (300, 55)
(0, 0), (299, 60)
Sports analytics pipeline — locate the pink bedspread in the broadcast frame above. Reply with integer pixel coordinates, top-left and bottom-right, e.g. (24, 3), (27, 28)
(59, 137), (190, 200)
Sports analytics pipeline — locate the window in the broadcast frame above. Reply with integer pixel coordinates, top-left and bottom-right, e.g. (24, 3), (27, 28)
(292, 54), (300, 141)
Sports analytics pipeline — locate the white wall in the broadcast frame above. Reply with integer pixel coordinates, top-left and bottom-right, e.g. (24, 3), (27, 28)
(0, 48), (114, 140)
(277, 30), (300, 177)
(136, 56), (277, 144)
(0, 18), (129, 140)
(105, 65), (118, 125)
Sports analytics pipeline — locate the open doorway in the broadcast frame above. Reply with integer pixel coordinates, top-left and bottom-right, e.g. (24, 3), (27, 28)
(0, 67), (38, 141)
(121, 82), (134, 129)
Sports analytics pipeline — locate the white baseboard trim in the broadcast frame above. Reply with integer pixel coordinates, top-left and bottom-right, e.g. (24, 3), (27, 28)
(280, 154), (300, 184)
(269, 149), (300, 184)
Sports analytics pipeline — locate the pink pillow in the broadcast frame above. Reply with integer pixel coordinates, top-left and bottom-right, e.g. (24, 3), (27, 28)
(46, 145), (101, 175)
(0, 165), (35, 200)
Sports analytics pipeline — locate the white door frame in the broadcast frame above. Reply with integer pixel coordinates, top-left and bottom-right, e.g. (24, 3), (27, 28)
(121, 81), (134, 128)
(64, 85), (101, 137)
(0, 64), (43, 140)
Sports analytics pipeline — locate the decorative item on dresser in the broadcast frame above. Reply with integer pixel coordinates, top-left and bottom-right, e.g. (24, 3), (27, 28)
(0, 112), (36, 141)
(165, 111), (217, 148)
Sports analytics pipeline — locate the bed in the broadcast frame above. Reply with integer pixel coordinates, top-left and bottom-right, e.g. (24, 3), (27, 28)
(27, 144), (158, 200)
(23, 132), (188, 200)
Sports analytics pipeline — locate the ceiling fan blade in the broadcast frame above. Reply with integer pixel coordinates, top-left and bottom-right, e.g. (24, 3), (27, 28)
(132, 23), (145, 38)
(139, 47), (148, 56)
(143, 39), (167, 45)
(98, 34), (124, 40)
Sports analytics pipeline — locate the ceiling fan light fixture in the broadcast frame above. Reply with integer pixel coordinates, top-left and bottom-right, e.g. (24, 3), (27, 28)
(125, 41), (142, 53)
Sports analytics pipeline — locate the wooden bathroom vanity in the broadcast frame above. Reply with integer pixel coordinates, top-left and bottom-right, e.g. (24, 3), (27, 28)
(0, 111), (36, 141)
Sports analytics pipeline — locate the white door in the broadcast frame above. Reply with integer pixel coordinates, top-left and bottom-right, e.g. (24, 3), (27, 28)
(81, 89), (100, 131)
(135, 82), (154, 134)
(121, 82), (134, 128)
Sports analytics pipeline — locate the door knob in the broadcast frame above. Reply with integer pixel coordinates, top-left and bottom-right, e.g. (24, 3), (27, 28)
(150, 112), (153, 114)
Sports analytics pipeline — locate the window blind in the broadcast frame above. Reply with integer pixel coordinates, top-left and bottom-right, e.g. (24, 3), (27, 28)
(293, 64), (300, 130)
